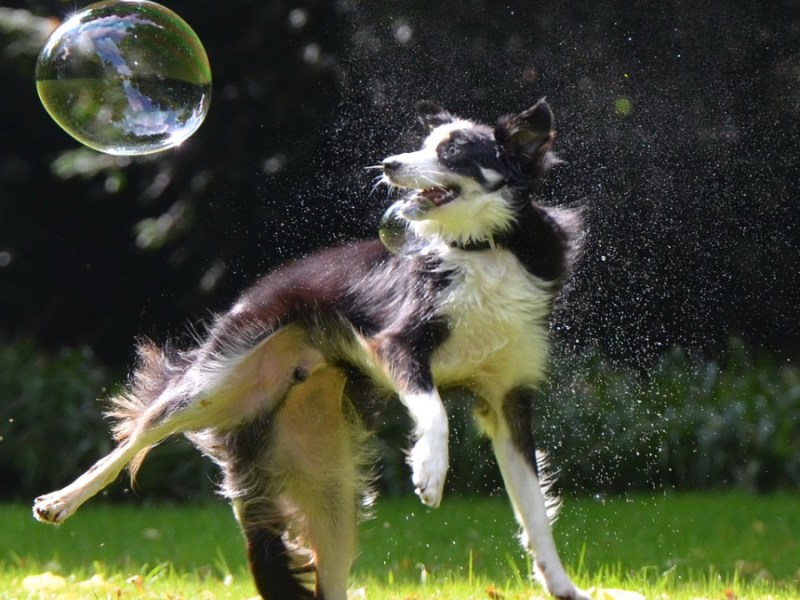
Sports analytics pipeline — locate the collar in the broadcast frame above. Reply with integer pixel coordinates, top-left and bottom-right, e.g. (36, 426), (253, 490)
(450, 234), (500, 252)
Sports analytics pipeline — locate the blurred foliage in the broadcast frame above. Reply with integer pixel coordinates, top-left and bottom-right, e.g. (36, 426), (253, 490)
(398, 339), (800, 497)
(0, 339), (217, 501)
(2, 337), (798, 501)
(538, 339), (800, 495)
(0, 339), (112, 497)
(1, 0), (799, 367)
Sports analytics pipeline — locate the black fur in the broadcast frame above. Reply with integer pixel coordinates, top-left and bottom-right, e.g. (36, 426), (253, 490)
(245, 521), (316, 600)
(502, 386), (540, 475)
(435, 127), (507, 189)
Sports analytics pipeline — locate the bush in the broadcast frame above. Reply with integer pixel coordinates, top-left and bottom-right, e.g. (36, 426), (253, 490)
(0, 340), (112, 499)
(0, 339), (216, 502)
(539, 340), (800, 494)
(650, 340), (800, 491)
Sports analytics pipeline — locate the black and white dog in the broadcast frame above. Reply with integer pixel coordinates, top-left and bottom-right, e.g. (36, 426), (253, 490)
(33, 100), (588, 600)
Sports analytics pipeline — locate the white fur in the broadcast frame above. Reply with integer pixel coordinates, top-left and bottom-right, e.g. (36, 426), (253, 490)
(406, 185), (516, 246)
(492, 427), (590, 600)
(398, 390), (449, 507)
(379, 114), (588, 600)
(432, 245), (553, 390)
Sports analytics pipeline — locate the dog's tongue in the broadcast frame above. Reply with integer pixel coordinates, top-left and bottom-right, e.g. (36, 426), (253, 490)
(419, 187), (448, 206)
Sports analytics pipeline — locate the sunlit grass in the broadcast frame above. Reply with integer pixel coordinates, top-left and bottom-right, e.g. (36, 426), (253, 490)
(2, 493), (798, 599)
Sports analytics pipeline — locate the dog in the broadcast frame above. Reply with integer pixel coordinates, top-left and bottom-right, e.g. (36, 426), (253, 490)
(33, 99), (588, 600)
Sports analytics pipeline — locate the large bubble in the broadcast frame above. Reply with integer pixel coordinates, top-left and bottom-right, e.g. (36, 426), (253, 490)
(35, 0), (211, 156)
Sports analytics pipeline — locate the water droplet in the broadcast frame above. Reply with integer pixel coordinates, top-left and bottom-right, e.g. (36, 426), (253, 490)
(35, 0), (211, 156)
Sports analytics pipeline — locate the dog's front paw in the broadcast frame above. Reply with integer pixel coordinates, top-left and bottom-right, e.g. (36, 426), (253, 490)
(563, 588), (593, 600)
(33, 493), (72, 525)
(408, 434), (448, 508)
(548, 578), (593, 600)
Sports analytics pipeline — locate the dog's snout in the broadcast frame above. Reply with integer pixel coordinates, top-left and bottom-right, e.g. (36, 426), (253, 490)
(382, 159), (402, 173)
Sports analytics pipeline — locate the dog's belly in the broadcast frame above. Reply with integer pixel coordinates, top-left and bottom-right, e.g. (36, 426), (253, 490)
(431, 249), (553, 392)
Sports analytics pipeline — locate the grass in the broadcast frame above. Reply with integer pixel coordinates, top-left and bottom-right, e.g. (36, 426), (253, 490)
(1, 493), (798, 599)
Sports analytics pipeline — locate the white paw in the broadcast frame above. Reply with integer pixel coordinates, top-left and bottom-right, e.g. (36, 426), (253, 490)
(549, 580), (593, 600)
(536, 559), (591, 600)
(571, 588), (594, 600)
(32, 493), (72, 525)
(408, 433), (448, 508)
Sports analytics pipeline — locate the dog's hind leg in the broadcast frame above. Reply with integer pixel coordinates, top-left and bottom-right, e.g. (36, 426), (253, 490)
(33, 324), (328, 526)
(478, 386), (590, 600)
(32, 417), (178, 524)
(232, 364), (364, 600)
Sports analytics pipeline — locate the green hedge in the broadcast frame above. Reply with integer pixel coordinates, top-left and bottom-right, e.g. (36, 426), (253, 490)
(538, 340), (800, 494)
(2, 339), (798, 502)
(0, 340), (216, 502)
(0, 340), (111, 499)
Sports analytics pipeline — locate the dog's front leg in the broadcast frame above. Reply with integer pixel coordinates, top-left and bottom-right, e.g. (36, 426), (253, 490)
(365, 331), (450, 507)
(487, 387), (591, 600)
(399, 389), (449, 508)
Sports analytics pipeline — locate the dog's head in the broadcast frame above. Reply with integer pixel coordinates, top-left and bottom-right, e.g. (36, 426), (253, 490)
(381, 100), (558, 244)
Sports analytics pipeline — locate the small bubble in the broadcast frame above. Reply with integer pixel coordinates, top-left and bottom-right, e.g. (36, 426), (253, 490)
(262, 154), (286, 175)
(35, 0), (212, 156)
(378, 201), (413, 255)
(142, 527), (162, 541)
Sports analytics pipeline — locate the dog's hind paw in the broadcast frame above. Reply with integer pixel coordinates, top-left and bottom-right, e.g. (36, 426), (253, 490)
(32, 493), (73, 525)
(408, 434), (448, 508)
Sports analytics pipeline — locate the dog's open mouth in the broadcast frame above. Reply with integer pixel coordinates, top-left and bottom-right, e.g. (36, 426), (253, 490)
(416, 186), (460, 207)
(394, 185), (461, 221)
(414, 186), (461, 208)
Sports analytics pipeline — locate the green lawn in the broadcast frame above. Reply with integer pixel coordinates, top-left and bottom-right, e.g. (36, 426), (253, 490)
(1, 493), (798, 599)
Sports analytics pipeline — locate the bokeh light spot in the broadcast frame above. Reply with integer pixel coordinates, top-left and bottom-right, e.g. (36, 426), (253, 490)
(615, 96), (633, 117)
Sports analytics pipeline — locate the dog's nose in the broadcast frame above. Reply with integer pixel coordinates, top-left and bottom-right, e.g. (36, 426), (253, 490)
(382, 159), (401, 173)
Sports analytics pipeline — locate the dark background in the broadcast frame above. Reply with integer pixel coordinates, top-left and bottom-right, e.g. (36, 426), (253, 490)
(1, 0), (799, 500)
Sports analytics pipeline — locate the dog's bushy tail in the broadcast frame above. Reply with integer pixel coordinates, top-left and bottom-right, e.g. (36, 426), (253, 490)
(536, 449), (562, 524)
(545, 205), (584, 271)
(105, 340), (188, 478)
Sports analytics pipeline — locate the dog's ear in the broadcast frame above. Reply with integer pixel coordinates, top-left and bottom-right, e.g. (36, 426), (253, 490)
(495, 99), (557, 178)
(416, 101), (455, 130)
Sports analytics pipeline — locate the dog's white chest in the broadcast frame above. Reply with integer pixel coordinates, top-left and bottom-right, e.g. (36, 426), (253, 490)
(432, 248), (552, 386)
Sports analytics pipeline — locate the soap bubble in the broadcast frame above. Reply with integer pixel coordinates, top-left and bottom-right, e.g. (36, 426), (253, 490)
(379, 200), (413, 255)
(35, 0), (211, 156)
